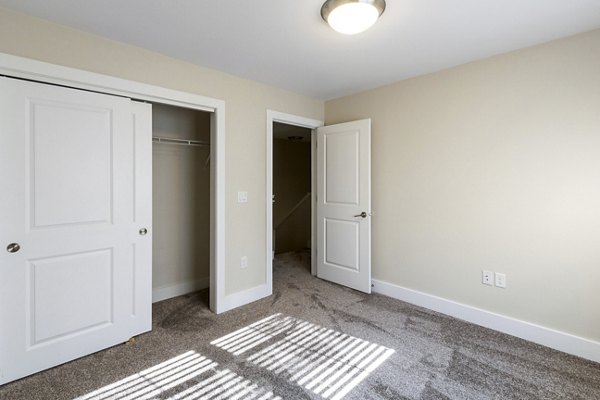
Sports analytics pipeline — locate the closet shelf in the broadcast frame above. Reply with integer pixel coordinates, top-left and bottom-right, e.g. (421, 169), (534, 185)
(152, 136), (209, 147)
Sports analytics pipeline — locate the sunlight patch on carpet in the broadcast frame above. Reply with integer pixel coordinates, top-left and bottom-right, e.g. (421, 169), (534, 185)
(211, 314), (395, 400)
(75, 350), (281, 400)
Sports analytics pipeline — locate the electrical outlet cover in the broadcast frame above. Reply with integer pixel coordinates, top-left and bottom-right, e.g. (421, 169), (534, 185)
(482, 270), (493, 286)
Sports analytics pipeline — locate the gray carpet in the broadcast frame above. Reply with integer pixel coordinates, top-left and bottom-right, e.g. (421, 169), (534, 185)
(1, 250), (599, 400)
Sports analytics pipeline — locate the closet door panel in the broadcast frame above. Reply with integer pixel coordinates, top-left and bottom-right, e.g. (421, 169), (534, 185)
(131, 101), (153, 334)
(30, 99), (112, 228)
(28, 249), (114, 345)
(0, 77), (152, 385)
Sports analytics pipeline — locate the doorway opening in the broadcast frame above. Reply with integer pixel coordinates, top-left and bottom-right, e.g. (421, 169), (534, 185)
(151, 104), (212, 307)
(272, 122), (312, 274)
(266, 111), (323, 294)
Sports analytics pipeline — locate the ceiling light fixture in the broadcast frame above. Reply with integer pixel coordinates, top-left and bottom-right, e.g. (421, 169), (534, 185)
(321, 0), (386, 35)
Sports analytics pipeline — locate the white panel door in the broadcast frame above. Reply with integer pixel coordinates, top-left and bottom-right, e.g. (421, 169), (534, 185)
(0, 77), (152, 385)
(317, 119), (371, 293)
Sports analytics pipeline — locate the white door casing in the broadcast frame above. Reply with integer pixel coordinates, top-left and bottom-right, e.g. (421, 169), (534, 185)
(317, 119), (372, 293)
(0, 77), (152, 385)
(265, 110), (324, 298)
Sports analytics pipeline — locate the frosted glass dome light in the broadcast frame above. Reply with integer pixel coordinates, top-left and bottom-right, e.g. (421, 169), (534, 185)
(321, 0), (386, 35)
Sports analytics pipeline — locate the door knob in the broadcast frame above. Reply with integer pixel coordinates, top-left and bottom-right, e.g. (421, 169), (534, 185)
(6, 243), (20, 253)
(139, 228), (148, 236)
(354, 212), (368, 218)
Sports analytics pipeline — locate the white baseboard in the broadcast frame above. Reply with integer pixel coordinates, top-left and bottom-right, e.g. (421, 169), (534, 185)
(152, 277), (210, 303)
(371, 278), (600, 364)
(218, 283), (271, 314)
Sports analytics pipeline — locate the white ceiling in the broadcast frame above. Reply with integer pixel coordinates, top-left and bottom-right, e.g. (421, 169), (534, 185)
(1, 0), (599, 100)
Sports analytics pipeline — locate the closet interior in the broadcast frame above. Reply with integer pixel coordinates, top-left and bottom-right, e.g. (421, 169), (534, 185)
(152, 103), (211, 302)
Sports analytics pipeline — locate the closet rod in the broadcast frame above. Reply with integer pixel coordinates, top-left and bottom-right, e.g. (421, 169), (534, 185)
(152, 136), (210, 147)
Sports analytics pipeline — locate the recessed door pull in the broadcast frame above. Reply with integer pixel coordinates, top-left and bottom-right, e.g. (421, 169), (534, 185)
(6, 243), (20, 253)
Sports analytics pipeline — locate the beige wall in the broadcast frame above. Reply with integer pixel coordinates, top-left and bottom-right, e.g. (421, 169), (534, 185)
(273, 138), (312, 253)
(326, 29), (600, 341)
(0, 7), (324, 296)
(152, 104), (210, 290)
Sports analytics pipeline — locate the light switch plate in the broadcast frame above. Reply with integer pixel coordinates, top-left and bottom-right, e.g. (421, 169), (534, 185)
(238, 191), (248, 203)
(495, 272), (507, 288)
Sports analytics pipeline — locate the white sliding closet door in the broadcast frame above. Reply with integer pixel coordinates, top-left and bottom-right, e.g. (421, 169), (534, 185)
(0, 77), (152, 385)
